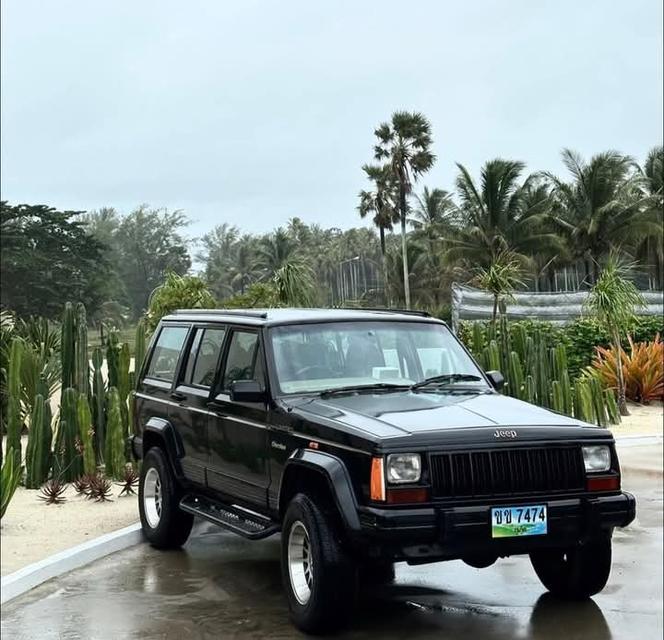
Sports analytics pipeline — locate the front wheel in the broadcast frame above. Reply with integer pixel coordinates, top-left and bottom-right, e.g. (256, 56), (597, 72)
(139, 447), (194, 549)
(281, 493), (357, 634)
(530, 534), (612, 599)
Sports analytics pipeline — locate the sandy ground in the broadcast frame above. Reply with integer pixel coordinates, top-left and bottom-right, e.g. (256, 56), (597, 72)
(0, 400), (660, 577)
(1, 485), (138, 576)
(610, 401), (663, 436)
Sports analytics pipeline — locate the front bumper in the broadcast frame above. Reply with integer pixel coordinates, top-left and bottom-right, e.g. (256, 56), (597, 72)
(357, 491), (636, 561)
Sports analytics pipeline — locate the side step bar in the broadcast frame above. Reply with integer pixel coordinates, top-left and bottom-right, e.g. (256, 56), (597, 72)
(179, 494), (280, 540)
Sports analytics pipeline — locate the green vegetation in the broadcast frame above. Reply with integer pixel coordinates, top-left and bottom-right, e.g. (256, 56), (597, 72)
(1, 447), (22, 519)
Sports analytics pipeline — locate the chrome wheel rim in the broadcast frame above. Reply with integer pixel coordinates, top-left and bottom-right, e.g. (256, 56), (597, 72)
(143, 467), (162, 528)
(288, 521), (313, 605)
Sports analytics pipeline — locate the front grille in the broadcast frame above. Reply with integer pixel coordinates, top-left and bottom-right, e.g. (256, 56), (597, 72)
(429, 447), (586, 498)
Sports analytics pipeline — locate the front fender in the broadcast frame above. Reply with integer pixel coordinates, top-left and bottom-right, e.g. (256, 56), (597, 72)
(280, 449), (361, 533)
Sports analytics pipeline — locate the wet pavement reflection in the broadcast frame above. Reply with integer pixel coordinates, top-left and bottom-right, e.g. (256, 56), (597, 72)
(2, 471), (661, 639)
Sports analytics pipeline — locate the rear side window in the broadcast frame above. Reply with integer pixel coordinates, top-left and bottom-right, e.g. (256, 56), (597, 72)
(191, 328), (226, 387)
(222, 331), (260, 390)
(146, 326), (189, 382)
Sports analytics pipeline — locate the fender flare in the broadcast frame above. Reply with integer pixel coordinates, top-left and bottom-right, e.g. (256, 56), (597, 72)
(142, 417), (185, 479)
(280, 449), (361, 533)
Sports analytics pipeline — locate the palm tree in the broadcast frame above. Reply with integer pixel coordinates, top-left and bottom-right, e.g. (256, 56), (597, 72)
(358, 164), (397, 304)
(638, 146), (664, 288)
(447, 159), (563, 273)
(473, 251), (526, 324)
(371, 111), (436, 308)
(546, 149), (657, 284)
(586, 253), (645, 415)
(410, 187), (456, 231)
(256, 228), (297, 273)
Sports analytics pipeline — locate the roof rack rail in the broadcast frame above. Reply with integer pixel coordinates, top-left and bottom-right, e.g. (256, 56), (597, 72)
(173, 309), (268, 319)
(337, 307), (431, 318)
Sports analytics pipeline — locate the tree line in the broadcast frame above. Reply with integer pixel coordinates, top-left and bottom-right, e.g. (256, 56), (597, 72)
(1, 110), (661, 322)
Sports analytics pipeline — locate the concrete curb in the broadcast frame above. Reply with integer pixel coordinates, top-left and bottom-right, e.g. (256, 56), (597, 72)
(1, 522), (143, 605)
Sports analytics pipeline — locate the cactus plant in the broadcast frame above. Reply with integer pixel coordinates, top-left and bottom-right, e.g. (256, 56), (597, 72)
(105, 387), (125, 479)
(25, 394), (53, 488)
(589, 376), (609, 427)
(1, 448), (23, 519)
(6, 338), (24, 466)
(507, 351), (524, 399)
(604, 389), (621, 425)
(117, 343), (131, 437)
(106, 329), (120, 389)
(55, 387), (83, 481)
(91, 347), (106, 461)
(75, 303), (89, 397)
(524, 374), (536, 404)
(61, 302), (76, 390)
(77, 395), (96, 476)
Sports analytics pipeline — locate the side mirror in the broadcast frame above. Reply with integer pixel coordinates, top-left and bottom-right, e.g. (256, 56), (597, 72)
(486, 370), (505, 391)
(229, 380), (267, 404)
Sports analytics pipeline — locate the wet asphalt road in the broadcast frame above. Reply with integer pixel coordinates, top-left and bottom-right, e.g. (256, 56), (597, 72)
(2, 469), (661, 640)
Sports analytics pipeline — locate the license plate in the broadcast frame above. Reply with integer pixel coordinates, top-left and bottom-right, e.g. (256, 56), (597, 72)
(491, 505), (547, 538)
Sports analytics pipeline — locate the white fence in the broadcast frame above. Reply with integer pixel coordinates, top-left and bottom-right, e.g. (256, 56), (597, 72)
(451, 283), (664, 333)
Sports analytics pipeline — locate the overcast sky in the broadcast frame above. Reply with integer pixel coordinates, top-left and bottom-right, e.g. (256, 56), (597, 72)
(1, 0), (662, 240)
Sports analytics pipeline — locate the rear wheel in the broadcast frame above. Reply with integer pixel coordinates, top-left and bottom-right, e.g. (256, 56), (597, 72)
(139, 447), (193, 549)
(281, 493), (357, 634)
(530, 534), (612, 599)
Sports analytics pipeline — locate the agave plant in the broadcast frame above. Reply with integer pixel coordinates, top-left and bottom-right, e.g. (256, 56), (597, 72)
(38, 478), (68, 505)
(590, 334), (664, 404)
(72, 475), (91, 496)
(116, 464), (139, 497)
(88, 473), (113, 502)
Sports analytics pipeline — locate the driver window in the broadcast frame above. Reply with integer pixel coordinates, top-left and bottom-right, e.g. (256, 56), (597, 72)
(222, 331), (261, 390)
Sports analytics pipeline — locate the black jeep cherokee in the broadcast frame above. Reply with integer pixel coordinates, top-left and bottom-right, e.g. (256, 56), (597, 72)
(131, 308), (635, 633)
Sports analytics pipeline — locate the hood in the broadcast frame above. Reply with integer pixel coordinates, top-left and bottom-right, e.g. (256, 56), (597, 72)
(284, 390), (607, 442)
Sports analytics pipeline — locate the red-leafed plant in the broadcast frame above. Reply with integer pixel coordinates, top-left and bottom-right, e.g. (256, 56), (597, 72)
(591, 334), (664, 404)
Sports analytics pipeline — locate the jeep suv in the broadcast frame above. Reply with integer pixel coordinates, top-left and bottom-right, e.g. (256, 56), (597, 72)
(131, 308), (635, 633)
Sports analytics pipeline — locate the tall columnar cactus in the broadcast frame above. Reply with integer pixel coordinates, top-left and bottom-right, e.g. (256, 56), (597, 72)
(106, 329), (120, 389)
(507, 351), (524, 399)
(77, 395), (96, 475)
(25, 394), (53, 488)
(105, 387), (125, 479)
(61, 302), (76, 390)
(75, 303), (89, 397)
(524, 374), (536, 404)
(55, 387), (83, 481)
(134, 320), (147, 385)
(91, 347), (106, 460)
(6, 338), (24, 466)
(118, 343), (131, 438)
(604, 389), (621, 425)
(589, 376), (608, 427)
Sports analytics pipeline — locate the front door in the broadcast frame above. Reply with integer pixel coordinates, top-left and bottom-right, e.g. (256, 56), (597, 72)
(207, 328), (270, 508)
(169, 324), (227, 487)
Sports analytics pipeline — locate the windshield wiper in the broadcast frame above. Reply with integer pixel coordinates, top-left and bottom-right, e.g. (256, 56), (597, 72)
(410, 373), (484, 391)
(320, 382), (410, 398)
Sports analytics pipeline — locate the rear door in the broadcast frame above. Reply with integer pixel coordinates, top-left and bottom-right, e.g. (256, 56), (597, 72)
(207, 327), (271, 508)
(169, 324), (227, 487)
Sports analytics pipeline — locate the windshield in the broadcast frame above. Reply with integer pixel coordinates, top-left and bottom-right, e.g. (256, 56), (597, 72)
(269, 321), (487, 395)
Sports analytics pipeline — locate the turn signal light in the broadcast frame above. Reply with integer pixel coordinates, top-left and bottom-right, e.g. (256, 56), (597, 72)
(587, 475), (620, 492)
(370, 457), (385, 502)
(386, 488), (429, 504)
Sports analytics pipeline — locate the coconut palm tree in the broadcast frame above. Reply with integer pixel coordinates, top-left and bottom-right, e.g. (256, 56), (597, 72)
(546, 149), (657, 284)
(358, 164), (398, 304)
(446, 159), (563, 273)
(371, 111), (436, 308)
(637, 146), (664, 288)
(256, 228), (297, 273)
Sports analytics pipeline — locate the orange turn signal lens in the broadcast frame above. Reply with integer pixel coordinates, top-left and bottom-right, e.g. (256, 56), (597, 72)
(370, 457), (385, 502)
(386, 488), (429, 504)
(587, 475), (620, 492)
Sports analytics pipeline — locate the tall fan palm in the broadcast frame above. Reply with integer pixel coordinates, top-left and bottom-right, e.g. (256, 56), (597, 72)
(371, 111), (436, 308)
(638, 146), (664, 288)
(546, 149), (657, 283)
(447, 159), (562, 271)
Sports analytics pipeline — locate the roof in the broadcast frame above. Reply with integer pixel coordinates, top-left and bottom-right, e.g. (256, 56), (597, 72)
(162, 307), (445, 327)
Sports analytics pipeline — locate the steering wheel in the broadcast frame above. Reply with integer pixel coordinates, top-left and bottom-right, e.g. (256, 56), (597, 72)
(294, 365), (332, 378)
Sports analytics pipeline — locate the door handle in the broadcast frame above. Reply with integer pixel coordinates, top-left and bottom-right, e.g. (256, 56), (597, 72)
(170, 392), (186, 402)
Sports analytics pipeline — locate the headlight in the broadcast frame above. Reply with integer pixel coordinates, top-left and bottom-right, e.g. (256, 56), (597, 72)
(582, 445), (611, 472)
(386, 453), (421, 484)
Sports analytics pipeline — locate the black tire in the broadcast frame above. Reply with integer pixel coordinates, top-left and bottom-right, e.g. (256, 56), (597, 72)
(281, 493), (357, 634)
(138, 447), (194, 549)
(359, 560), (396, 585)
(530, 535), (612, 599)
